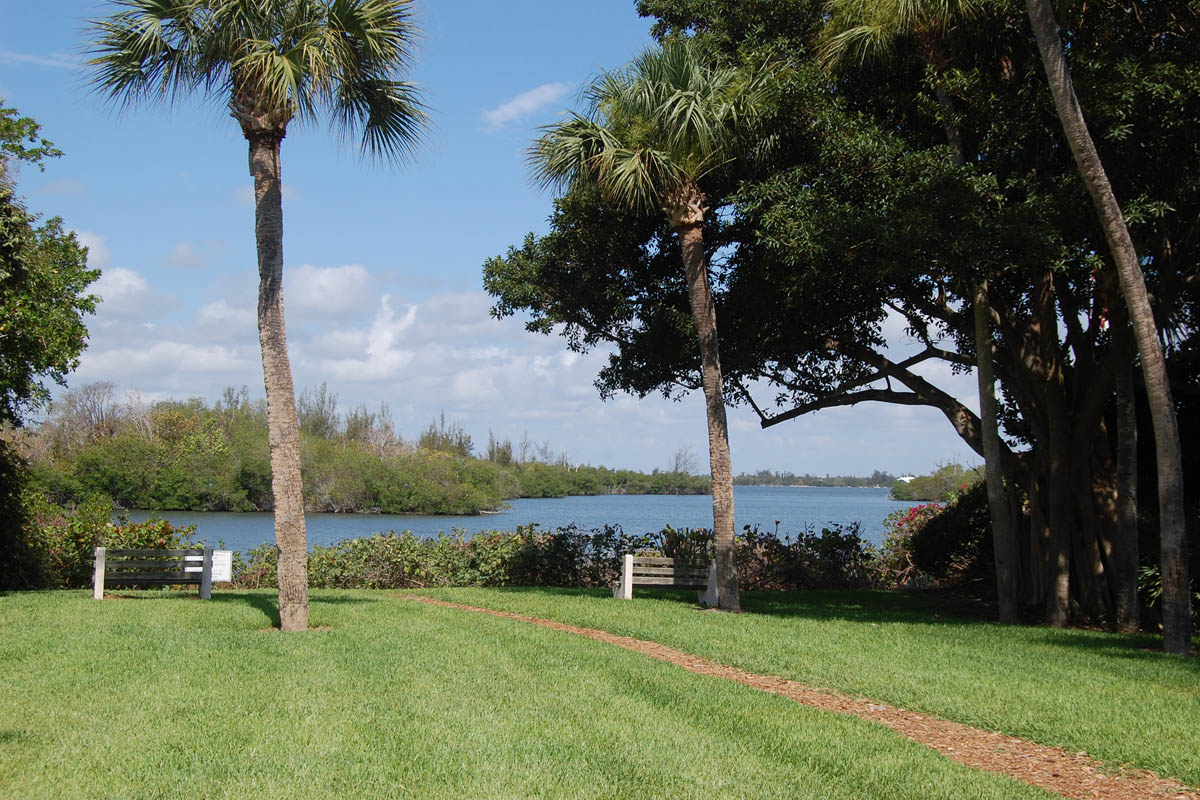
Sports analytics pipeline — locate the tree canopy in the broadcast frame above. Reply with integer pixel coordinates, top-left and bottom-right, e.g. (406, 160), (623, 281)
(0, 107), (98, 427)
(485, 0), (1200, 632)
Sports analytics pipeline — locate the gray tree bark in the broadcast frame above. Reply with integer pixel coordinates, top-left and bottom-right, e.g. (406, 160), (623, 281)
(975, 282), (1017, 622)
(670, 185), (740, 612)
(248, 132), (309, 632)
(1114, 333), (1140, 633)
(1026, 0), (1190, 654)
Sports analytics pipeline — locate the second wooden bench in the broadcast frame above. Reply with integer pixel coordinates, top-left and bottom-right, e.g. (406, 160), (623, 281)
(613, 554), (718, 605)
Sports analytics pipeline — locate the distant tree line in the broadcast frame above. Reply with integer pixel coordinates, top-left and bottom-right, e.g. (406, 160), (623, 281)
(890, 463), (983, 502)
(734, 470), (897, 488)
(3, 382), (711, 516)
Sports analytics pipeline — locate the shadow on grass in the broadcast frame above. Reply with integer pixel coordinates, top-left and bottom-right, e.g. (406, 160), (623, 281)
(463, 585), (994, 626)
(210, 591), (374, 628)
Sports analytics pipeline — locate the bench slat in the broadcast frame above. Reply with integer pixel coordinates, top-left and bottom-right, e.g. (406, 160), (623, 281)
(630, 576), (707, 587)
(105, 559), (197, 569)
(107, 549), (203, 557)
(104, 571), (202, 583)
(631, 557), (707, 567)
(631, 566), (709, 576)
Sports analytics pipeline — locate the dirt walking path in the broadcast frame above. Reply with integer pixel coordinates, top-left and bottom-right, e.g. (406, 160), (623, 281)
(403, 594), (1198, 800)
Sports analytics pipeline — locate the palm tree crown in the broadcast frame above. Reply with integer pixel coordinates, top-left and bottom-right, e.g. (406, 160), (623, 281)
(818, 0), (982, 69)
(529, 39), (774, 220)
(88, 0), (426, 158)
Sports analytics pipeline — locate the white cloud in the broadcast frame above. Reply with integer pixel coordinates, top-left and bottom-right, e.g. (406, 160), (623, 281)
(164, 240), (224, 269)
(83, 342), (253, 377)
(0, 49), (79, 69)
(91, 267), (153, 315)
(287, 263), (373, 313)
(195, 299), (255, 330)
(38, 179), (85, 196)
(482, 82), (572, 129)
(320, 294), (417, 380)
(75, 231), (112, 270)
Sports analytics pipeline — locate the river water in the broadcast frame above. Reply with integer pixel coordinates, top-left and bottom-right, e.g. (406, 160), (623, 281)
(121, 485), (917, 554)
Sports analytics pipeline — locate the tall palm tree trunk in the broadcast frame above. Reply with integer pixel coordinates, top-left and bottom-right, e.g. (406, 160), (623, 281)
(1025, 0), (1190, 654)
(671, 193), (740, 612)
(249, 132), (309, 632)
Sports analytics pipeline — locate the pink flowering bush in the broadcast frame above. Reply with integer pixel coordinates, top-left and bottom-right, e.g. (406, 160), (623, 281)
(875, 503), (944, 588)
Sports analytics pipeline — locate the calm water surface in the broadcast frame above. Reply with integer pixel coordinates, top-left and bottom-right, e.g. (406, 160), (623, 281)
(123, 485), (917, 555)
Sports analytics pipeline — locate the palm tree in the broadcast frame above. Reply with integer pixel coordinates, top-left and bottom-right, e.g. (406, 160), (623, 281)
(530, 40), (777, 611)
(87, 0), (426, 631)
(819, 0), (1023, 624)
(1024, 0), (1191, 655)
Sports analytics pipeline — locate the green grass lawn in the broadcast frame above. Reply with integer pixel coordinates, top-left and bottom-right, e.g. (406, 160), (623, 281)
(0, 589), (1062, 799)
(417, 587), (1200, 788)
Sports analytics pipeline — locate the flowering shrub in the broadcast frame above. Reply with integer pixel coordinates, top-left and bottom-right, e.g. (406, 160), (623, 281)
(874, 504), (943, 588)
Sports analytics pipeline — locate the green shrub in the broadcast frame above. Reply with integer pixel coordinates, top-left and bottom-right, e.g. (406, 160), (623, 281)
(875, 504), (941, 588)
(908, 482), (993, 590)
(25, 493), (197, 588)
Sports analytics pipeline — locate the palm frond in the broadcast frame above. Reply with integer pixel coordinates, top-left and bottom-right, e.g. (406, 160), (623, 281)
(87, 0), (426, 162)
(527, 36), (780, 216)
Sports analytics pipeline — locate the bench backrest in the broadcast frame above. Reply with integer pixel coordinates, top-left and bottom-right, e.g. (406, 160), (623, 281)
(93, 547), (213, 599)
(627, 556), (711, 588)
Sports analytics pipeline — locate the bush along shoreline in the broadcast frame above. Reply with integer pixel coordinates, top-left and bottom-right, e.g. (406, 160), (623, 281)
(14, 486), (1197, 630)
(9, 385), (711, 516)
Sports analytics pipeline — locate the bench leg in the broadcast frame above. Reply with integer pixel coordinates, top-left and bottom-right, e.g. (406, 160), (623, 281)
(199, 548), (213, 600)
(93, 547), (106, 600)
(615, 554), (633, 599)
(698, 559), (719, 607)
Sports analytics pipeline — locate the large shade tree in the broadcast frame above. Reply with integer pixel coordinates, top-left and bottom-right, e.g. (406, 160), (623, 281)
(1024, 0), (1191, 654)
(88, 0), (427, 631)
(527, 40), (776, 611)
(818, 0), (1022, 627)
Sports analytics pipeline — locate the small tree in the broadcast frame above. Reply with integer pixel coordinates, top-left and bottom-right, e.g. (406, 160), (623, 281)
(529, 40), (779, 610)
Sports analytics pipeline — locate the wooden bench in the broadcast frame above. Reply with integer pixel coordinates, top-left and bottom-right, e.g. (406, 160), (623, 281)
(613, 554), (719, 605)
(93, 547), (214, 600)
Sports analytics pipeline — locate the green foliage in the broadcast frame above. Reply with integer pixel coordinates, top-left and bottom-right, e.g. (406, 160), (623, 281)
(231, 522), (882, 592)
(0, 105), (62, 174)
(21, 492), (197, 588)
(907, 482), (993, 590)
(86, 0), (428, 162)
(890, 462), (982, 502)
(417, 412), (474, 457)
(1138, 564), (1200, 629)
(23, 388), (710, 514)
(0, 439), (41, 590)
(735, 469), (896, 487)
(0, 108), (98, 427)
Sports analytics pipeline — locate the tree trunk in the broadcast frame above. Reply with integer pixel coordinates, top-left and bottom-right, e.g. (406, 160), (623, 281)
(670, 189), (740, 612)
(932, 58), (1016, 625)
(1114, 335), (1140, 633)
(975, 282), (1017, 622)
(1025, 0), (1190, 654)
(248, 132), (309, 632)
(1033, 270), (1070, 626)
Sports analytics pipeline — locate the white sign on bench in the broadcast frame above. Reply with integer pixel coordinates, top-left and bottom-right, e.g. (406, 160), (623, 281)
(613, 554), (719, 606)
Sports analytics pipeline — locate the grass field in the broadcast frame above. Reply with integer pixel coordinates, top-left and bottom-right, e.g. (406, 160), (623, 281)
(417, 587), (1200, 787)
(0, 588), (1193, 798)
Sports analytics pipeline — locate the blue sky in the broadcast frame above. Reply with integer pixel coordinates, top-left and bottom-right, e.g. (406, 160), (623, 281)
(1, 0), (980, 476)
